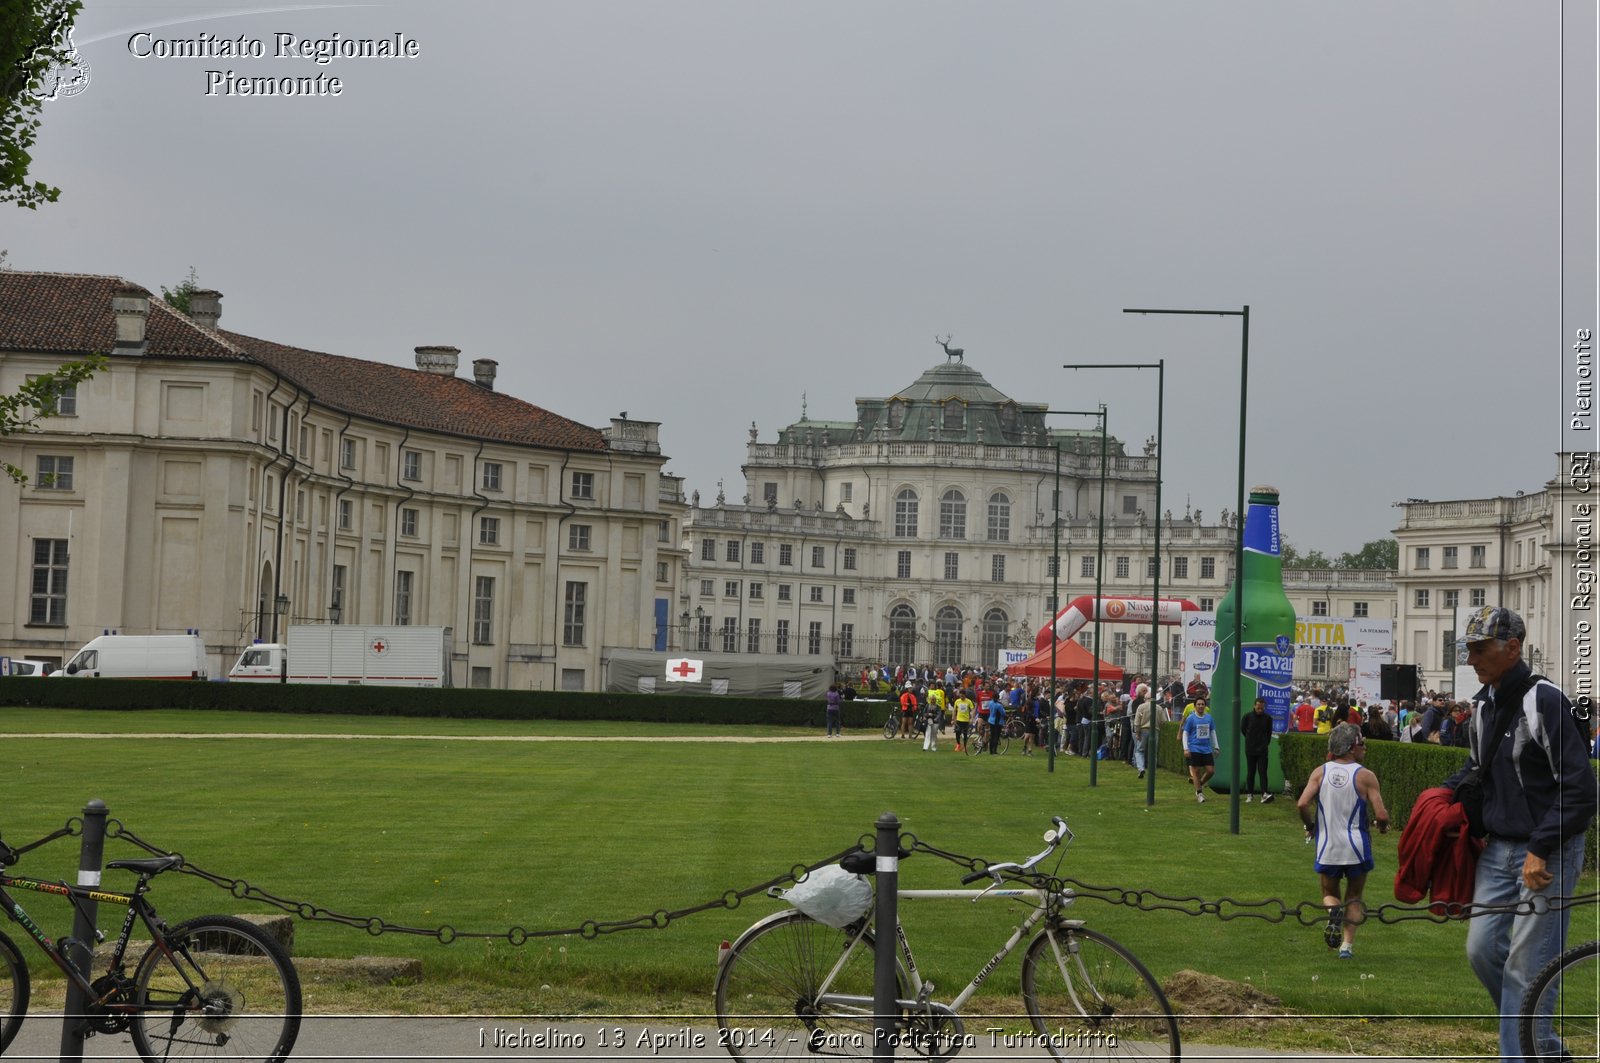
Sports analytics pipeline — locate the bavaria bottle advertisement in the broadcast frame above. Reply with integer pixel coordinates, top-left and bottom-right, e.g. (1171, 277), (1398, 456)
(1207, 487), (1297, 795)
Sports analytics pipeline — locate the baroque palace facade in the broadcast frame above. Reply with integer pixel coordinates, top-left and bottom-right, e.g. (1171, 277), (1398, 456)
(1392, 452), (1593, 698)
(0, 272), (687, 689)
(680, 351), (1397, 677)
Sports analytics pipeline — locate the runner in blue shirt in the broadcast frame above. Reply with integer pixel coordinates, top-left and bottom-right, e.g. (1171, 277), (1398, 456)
(1181, 698), (1216, 802)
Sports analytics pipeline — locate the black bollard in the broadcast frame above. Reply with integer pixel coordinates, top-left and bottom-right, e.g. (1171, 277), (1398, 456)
(59, 798), (107, 1063)
(872, 811), (899, 1063)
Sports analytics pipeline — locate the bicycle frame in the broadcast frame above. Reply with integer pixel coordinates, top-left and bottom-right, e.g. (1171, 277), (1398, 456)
(818, 886), (1073, 1016)
(0, 870), (167, 1009)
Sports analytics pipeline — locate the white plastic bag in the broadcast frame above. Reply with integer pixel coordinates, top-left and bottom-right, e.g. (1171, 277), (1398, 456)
(781, 864), (872, 928)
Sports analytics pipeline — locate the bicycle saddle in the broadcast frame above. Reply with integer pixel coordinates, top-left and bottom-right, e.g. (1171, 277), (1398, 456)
(106, 854), (185, 876)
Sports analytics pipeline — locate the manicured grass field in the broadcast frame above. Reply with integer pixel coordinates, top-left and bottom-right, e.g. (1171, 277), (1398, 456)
(1, 707), (1593, 1047)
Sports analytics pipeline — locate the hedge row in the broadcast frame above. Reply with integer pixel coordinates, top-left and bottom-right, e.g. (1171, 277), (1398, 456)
(1151, 721), (1597, 868)
(0, 677), (898, 730)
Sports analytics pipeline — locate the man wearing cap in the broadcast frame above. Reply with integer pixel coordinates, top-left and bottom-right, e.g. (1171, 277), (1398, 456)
(1445, 606), (1597, 1063)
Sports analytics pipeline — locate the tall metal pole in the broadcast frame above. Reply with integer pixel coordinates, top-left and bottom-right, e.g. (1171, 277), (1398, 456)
(1049, 440), (1060, 774)
(1064, 362), (1164, 804)
(1043, 408), (1109, 775)
(1090, 406), (1107, 787)
(60, 798), (107, 1062)
(1123, 306), (1250, 833)
(872, 812), (900, 1063)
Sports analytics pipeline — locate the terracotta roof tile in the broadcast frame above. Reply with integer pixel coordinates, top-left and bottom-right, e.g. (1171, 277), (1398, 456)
(0, 271), (608, 452)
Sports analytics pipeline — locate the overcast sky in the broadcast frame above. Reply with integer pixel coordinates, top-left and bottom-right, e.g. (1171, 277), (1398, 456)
(8, 0), (1595, 555)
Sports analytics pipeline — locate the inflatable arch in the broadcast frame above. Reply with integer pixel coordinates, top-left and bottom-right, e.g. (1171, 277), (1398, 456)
(1034, 595), (1200, 652)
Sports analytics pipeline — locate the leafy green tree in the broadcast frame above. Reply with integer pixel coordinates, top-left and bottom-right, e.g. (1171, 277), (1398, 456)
(1, 0), (84, 209)
(2, 355), (107, 483)
(1280, 540), (1333, 569)
(161, 266), (201, 314)
(1336, 538), (1399, 570)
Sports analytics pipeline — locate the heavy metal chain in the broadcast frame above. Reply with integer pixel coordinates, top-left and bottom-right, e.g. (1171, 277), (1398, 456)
(105, 820), (863, 945)
(13, 819), (1596, 942)
(904, 833), (1600, 925)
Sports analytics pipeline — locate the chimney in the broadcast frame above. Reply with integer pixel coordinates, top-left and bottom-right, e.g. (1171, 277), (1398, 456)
(188, 289), (222, 330)
(414, 345), (460, 375)
(472, 358), (498, 390)
(111, 287), (149, 351)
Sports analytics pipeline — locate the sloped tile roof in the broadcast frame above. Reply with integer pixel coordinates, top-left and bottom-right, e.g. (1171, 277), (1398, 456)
(220, 330), (607, 451)
(0, 271), (244, 358)
(0, 271), (607, 452)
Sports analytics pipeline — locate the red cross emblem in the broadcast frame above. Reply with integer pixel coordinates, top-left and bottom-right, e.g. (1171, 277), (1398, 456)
(671, 660), (696, 677)
(370, 639), (388, 655)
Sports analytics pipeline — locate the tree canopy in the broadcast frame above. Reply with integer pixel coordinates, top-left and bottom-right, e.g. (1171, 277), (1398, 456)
(1, 0), (84, 209)
(1281, 537), (1398, 571)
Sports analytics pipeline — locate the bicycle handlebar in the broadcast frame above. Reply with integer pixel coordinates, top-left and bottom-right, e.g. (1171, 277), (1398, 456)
(969, 816), (1071, 883)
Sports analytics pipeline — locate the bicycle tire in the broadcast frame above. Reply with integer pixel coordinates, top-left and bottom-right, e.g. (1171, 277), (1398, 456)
(965, 729), (986, 756)
(883, 716), (898, 740)
(714, 909), (905, 1061)
(0, 926), (29, 1052)
(994, 731), (1011, 756)
(128, 915), (302, 1063)
(1519, 938), (1599, 1062)
(1020, 924), (1179, 1063)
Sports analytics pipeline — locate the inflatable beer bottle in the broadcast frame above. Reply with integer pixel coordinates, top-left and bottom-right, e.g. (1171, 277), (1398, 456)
(1208, 486), (1296, 795)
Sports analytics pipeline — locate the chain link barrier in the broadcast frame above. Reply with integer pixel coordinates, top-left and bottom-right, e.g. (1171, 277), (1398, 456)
(11, 818), (1594, 945)
(902, 832), (1600, 926)
(104, 819), (867, 945)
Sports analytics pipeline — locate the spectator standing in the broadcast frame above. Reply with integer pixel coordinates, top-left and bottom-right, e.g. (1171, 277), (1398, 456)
(1132, 684), (1153, 779)
(824, 684), (842, 738)
(952, 688), (974, 752)
(1241, 696), (1276, 802)
(1297, 723), (1390, 958)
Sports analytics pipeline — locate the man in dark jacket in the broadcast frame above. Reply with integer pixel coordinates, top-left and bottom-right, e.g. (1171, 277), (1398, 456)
(1240, 696), (1277, 803)
(1443, 607), (1597, 1063)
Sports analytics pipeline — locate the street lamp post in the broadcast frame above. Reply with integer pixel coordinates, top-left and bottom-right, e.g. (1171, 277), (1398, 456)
(273, 592), (290, 643)
(1123, 305), (1250, 834)
(1065, 361), (1164, 805)
(328, 602), (342, 625)
(1039, 408), (1108, 775)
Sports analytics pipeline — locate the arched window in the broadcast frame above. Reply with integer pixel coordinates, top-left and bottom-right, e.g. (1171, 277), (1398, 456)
(939, 489), (967, 539)
(981, 608), (1009, 668)
(888, 604), (918, 665)
(986, 492), (1011, 542)
(894, 488), (919, 538)
(934, 605), (964, 668)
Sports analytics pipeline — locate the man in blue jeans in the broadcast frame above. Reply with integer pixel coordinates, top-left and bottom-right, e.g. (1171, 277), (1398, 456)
(1443, 606), (1597, 1062)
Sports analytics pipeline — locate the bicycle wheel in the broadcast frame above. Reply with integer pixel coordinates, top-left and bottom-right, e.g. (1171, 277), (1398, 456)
(994, 729), (1012, 756)
(1520, 938), (1599, 1062)
(883, 715), (898, 739)
(1021, 924), (1179, 1063)
(965, 728), (986, 756)
(129, 915), (301, 1063)
(714, 909), (904, 1061)
(0, 926), (30, 1052)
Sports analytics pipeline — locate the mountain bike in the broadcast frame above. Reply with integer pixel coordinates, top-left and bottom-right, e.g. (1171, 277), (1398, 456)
(0, 836), (301, 1062)
(713, 816), (1178, 1062)
(1519, 938), (1597, 1061)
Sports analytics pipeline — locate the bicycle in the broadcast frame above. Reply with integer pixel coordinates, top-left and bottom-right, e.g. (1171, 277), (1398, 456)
(964, 719), (1010, 756)
(0, 836), (301, 1062)
(1519, 938), (1597, 1062)
(713, 816), (1178, 1062)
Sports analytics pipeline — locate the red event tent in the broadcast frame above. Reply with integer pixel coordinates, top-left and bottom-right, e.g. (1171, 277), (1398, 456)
(1006, 639), (1125, 681)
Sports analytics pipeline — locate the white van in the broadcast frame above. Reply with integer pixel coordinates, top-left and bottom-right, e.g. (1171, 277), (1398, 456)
(5, 659), (58, 677)
(57, 633), (209, 680)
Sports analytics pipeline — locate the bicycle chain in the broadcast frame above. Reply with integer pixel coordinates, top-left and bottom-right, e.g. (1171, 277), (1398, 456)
(106, 819), (864, 945)
(904, 836), (1600, 925)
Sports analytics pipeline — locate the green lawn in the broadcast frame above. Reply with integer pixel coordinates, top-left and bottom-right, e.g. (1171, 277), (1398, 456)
(1, 707), (1591, 1047)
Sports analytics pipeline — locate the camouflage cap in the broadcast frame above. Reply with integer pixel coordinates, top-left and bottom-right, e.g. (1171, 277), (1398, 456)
(1328, 722), (1363, 757)
(1462, 606), (1526, 645)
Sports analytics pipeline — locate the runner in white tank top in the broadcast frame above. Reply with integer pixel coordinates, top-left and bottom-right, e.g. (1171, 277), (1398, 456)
(1297, 723), (1391, 958)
